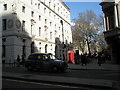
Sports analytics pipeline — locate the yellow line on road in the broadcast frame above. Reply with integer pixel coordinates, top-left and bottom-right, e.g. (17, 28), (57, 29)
(3, 78), (80, 88)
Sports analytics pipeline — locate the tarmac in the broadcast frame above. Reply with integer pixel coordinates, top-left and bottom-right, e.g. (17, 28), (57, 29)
(2, 61), (120, 89)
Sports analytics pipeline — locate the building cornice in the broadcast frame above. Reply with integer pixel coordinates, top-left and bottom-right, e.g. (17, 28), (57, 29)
(40, 1), (71, 25)
(59, 0), (70, 11)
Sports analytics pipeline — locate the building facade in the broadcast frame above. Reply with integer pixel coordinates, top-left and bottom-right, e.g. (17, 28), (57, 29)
(1, 0), (72, 63)
(0, 1), (3, 64)
(100, 0), (120, 64)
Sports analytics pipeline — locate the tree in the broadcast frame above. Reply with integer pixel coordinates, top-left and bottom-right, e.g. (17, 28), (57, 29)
(72, 10), (107, 55)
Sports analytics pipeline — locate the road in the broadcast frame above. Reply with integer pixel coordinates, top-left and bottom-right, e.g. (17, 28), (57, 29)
(2, 65), (119, 81)
(2, 65), (119, 89)
(2, 78), (102, 89)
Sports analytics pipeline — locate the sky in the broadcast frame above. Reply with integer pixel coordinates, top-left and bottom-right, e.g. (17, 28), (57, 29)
(64, 2), (103, 23)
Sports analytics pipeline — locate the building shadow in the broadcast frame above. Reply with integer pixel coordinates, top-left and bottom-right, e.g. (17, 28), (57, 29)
(2, 12), (39, 64)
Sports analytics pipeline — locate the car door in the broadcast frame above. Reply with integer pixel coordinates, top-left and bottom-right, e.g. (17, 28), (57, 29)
(42, 55), (51, 70)
(36, 55), (43, 69)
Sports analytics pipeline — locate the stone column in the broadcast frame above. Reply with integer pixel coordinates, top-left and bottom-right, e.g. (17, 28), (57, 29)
(114, 4), (119, 27)
(103, 13), (107, 31)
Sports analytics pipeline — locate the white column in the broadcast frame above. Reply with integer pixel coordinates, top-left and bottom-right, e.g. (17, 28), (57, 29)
(106, 16), (109, 30)
(114, 4), (119, 27)
(103, 13), (107, 31)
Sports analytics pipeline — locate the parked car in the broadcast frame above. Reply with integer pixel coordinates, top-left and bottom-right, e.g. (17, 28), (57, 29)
(24, 53), (68, 72)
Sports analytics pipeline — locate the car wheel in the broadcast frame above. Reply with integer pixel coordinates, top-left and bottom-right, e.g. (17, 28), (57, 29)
(27, 65), (33, 71)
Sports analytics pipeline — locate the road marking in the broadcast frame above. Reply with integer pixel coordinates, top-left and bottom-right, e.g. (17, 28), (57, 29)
(3, 78), (81, 88)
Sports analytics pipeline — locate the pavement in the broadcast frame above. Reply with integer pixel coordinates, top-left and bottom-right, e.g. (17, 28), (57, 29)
(68, 63), (120, 71)
(2, 61), (120, 89)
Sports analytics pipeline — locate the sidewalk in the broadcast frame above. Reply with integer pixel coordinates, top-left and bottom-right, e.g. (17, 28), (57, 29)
(68, 63), (120, 71)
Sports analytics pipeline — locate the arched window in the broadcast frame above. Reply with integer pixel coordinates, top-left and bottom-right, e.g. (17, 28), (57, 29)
(31, 42), (34, 53)
(45, 44), (47, 53)
(23, 45), (26, 56)
(55, 45), (58, 58)
(2, 45), (6, 58)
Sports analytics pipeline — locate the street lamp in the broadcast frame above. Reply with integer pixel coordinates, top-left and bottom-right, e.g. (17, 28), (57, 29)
(60, 20), (65, 60)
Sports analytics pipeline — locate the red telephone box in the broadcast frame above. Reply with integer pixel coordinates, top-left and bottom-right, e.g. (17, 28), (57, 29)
(67, 50), (75, 63)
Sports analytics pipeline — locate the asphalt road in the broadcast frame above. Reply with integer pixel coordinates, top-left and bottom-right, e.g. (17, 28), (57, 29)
(2, 78), (101, 89)
(2, 65), (119, 81)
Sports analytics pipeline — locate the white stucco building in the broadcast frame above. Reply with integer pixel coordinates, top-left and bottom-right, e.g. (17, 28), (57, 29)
(0, 2), (3, 64)
(0, 0), (72, 63)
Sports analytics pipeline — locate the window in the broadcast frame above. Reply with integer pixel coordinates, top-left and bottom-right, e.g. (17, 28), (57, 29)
(22, 6), (25, 13)
(22, 20), (25, 31)
(39, 47), (41, 53)
(3, 19), (7, 30)
(31, 11), (34, 17)
(59, 35), (60, 38)
(45, 19), (47, 24)
(49, 11), (51, 16)
(49, 2), (51, 7)
(4, 4), (7, 10)
(45, 44), (47, 53)
(55, 30), (57, 36)
(2, 45), (6, 58)
(31, 42), (35, 54)
(59, 27), (60, 31)
(50, 22), (52, 26)
(23, 45), (26, 56)
(54, 15), (56, 19)
(55, 24), (56, 29)
(50, 32), (52, 40)
(38, 3), (40, 9)
(39, 15), (41, 21)
(44, 8), (46, 13)
(31, 25), (33, 34)
(58, 7), (59, 12)
(31, 0), (33, 5)
(54, 4), (55, 11)
(2, 38), (6, 58)
(39, 27), (41, 36)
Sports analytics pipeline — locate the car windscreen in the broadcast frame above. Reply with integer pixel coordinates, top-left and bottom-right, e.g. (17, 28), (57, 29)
(28, 54), (42, 60)
(28, 54), (57, 60)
